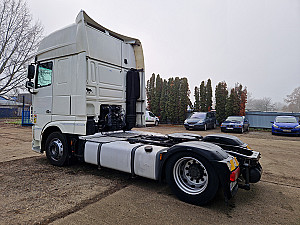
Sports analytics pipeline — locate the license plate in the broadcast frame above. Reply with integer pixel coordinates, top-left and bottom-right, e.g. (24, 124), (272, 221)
(226, 127), (233, 130)
(230, 180), (237, 191)
(283, 129), (291, 132)
(189, 125), (194, 127)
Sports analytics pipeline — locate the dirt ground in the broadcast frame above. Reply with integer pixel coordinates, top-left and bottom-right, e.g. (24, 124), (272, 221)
(0, 120), (299, 224)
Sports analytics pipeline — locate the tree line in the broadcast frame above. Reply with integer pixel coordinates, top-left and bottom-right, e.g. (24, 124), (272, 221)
(146, 74), (248, 124)
(146, 73), (191, 124)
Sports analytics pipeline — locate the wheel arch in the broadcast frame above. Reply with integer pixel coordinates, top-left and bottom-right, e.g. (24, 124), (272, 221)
(41, 126), (62, 152)
(158, 145), (234, 201)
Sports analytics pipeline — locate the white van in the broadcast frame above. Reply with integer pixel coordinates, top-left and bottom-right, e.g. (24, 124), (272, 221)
(145, 110), (159, 126)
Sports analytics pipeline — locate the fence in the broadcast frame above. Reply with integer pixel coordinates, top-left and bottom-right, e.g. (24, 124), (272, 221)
(0, 108), (18, 118)
(245, 111), (300, 129)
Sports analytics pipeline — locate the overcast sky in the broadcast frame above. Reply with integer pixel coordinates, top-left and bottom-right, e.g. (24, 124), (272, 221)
(27, 0), (300, 103)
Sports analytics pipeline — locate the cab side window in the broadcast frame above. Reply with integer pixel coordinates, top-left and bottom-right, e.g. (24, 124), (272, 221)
(36, 62), (53, 88)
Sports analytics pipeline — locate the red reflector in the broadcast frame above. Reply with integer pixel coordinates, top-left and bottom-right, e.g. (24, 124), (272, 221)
(230, 167), (240, 182)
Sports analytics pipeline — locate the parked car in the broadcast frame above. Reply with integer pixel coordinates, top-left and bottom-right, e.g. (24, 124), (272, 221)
(271, 116), (300, 136)
(184, 112), (216, 130)
(220, 116), (250, 133)
(145, 110), (159, 126)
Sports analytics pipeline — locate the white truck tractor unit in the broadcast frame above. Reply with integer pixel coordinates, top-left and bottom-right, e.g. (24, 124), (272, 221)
(25, 11), (262, 205)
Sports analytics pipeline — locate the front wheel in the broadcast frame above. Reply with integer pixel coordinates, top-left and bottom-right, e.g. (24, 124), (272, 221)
(165, 152), (219, 205)
(45, 132), (69, 166)
(155, 120), (158, 126)
(203, 124), (207, 131)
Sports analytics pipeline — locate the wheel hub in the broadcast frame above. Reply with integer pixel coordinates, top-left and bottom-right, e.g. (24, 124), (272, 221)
(187, 163), (203, 179)
(49, 139), (63, 161)
(173, 157), (209, 195)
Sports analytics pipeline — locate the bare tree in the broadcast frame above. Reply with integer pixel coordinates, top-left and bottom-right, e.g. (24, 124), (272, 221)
(0, 0), (43, 96)
(273, 101), (286, 112)
(246, 95), (275, 111)
(285, 86), (300, 112)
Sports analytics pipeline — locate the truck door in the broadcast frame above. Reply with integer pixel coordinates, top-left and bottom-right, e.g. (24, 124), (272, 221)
(33, 61), (53, 129)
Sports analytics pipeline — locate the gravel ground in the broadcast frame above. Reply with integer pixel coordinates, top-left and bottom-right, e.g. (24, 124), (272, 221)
(0, 121), (299, 224)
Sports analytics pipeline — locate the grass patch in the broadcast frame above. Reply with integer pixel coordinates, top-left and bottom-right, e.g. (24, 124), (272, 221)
(4, 119), (22, 125)
(249, 127), (272, 132)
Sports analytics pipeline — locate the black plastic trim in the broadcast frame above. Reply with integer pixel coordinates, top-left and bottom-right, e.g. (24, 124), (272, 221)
(130, 144), (144, 177)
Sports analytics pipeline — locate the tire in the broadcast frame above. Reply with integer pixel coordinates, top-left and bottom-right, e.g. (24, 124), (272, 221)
(203, 124), (207, 131)
(165, 152), (219, 205)
(213, 123), (216, 129)
(185, 127), (190, 130)
(155, 120), (158, 126)
(45, 132), (69, 166)
(240, 127), (244, 133)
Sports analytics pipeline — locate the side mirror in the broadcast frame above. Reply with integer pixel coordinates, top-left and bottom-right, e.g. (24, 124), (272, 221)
(28, 65), (35, 79)
(26, 81), (34, 89)
(270, 121), (274, 124)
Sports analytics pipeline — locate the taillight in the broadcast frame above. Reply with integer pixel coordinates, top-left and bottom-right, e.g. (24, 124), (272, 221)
(230, 167), (240, 182)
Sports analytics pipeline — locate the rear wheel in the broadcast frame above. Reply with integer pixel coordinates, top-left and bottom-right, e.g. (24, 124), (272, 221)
(165, 152), (219, 205)
(45, 132), (69, 166)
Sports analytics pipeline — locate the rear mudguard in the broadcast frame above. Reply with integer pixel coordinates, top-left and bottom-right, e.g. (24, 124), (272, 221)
(158, 141), (237, 200)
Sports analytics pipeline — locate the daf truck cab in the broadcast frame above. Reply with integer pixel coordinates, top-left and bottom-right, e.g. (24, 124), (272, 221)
(25, 11), (261, 206)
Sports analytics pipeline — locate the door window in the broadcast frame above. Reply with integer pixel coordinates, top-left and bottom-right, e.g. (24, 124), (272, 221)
(36, 62), (53, 88)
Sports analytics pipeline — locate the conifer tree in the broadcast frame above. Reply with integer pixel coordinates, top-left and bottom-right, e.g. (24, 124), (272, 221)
(152, 74), (162, 116)
(233, 90), (240, 116)
(166, 78), (175, 123)
(215, 81), (228, 124)
(227, 87), (240, 116)
(200, 81), (206, 111)
(173, 77), (181, 123)
(160, 80), (168, 122)
(226, 88), (234, 117)
(240, 86), (247, 116)
(206, 79), (213, 111)
(194, 86), (200, 111)
(179, 78), (190, 123)
(146, 73), (155, 111)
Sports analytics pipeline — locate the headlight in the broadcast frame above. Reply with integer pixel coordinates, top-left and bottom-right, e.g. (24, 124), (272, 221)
(184, 120), (187, 124)
(273, 124), (279, 128)
(197, 120), (204, 124)
(295, 125), (300, 129)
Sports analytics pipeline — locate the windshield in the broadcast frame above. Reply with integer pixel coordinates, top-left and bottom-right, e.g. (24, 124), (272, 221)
(190, 113), (206, 119)
(225, 116), (243, 122)
(149, 112), (155, 117)
(275, 116), (298, 123)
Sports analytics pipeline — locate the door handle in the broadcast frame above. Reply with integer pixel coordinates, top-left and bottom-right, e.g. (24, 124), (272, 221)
(46, 110), (51, 113)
